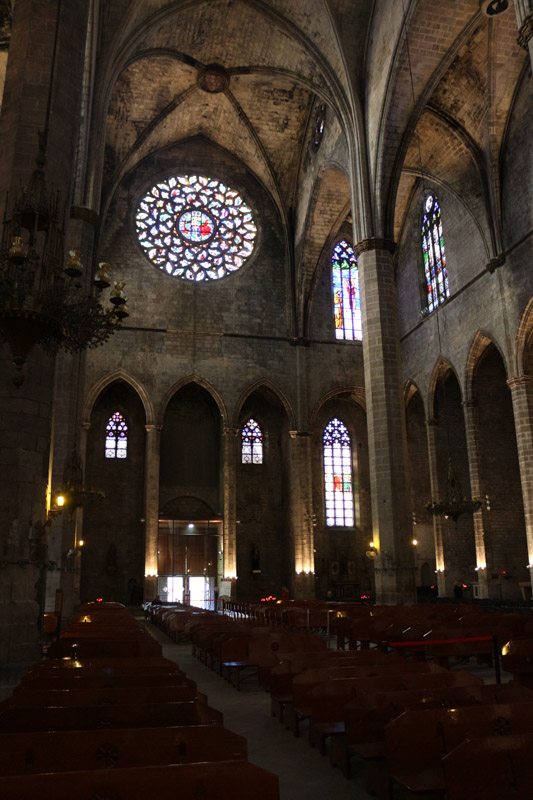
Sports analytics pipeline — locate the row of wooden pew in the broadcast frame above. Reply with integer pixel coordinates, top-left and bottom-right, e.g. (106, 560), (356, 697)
(0, 601), (280, 800)
(149, 601), (533, 799)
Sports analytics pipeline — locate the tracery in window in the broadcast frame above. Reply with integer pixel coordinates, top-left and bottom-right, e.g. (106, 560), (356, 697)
(242, 418), (263, 464)
(332, 240), (362, 340)
(422, 194), (449, 313)
(312, 103), (326, 152)
(323, 418), (354, 527)
(105, 412), (128, 459)
(135, 175), (257, 282)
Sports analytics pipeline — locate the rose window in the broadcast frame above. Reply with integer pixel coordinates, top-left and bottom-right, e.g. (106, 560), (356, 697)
(135, 175), (257, 281)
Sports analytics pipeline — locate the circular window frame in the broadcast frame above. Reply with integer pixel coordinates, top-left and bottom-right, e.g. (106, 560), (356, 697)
(134, 173), (259, 283)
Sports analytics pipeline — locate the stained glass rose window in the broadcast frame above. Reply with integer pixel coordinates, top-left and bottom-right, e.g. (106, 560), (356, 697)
(135, 175), (257, 281)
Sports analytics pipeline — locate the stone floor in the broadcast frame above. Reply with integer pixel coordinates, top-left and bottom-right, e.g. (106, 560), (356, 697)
(143, 619), (373, 800)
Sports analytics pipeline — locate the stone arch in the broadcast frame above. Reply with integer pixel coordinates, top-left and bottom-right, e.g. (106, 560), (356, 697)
(404, 378), (424, 414)
(465, 330), (508, 402)
(427, 357), (461, 420)
(515, 297), (533, 378)
(234, 378), (295, 430)
(157, 374), (228, 428)
(84, 368), (155, 426)
(310, 385), (366, 428)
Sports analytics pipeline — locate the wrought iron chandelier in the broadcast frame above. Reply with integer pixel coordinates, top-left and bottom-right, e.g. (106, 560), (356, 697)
(426, 458), (482, 523)
(0, 0), (128, 386)
(49, 448), (105, 517)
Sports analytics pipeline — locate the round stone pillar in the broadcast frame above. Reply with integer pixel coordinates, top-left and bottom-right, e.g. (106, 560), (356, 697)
(355, 238), (415, 605)
(425, 417), (448, 597)
(0, 0), (90, 669)
(222, 427), (239, 580)
(143, 424), (161, 597)
(508, 375), (533, 593)
(289, 430), (315, 599)
(515, 1), (533, 69)
(462, 399), (489, 597)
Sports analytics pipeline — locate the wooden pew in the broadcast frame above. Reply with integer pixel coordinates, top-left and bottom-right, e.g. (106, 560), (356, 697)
(0, 760), (279, 800)
(0, 724), (247, 775)
(269, 649), (404, 719)
(501, 638), (533, 687)
(442, 734), (533, 800)
(3, 683), (202, 708)
(385, 702), (533, 800)
(331, 680), (529, 779)
(0, 699), (222, 732)
(284, 661), (446, 736)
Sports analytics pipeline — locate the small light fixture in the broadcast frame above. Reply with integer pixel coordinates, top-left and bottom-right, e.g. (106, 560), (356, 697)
(412, 538), (418, 546)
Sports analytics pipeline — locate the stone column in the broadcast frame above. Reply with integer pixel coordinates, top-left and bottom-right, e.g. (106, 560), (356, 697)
(462, 400), (489, 598)
(425, 417), (447, 596)
(515, 1), (533, 68)
(0, 0), (89, 669)
(508, 376), (533, 592)
(355, 238), (415, 604)
(143, 424), (161, 600)
(289, 431), (315, 599)
(222, 427), (239, 581)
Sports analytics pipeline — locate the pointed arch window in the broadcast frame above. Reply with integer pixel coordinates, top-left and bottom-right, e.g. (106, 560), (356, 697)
(323, 418), (354, 527)
(332, 240), (362, 340)
(422, 194), (449, 313)
(242, 418), (263, 464)
(105, 412), (128, 459)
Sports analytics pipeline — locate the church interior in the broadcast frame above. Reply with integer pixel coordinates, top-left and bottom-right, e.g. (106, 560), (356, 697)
(0, 0), (533, 674)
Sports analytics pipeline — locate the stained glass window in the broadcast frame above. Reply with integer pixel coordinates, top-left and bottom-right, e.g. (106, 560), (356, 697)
(135, 175), (257, 282)
(422, 194), (449, 313)
(323, 418), (354, 527)
(242, 419), (263, 464)
(312, 104), (326, 152)
(105, 412), (128, 459)
(332, 240), (362, 340)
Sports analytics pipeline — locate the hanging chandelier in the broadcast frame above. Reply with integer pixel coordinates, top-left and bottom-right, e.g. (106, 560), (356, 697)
(0, 0), (129, 386)
(49, 448), (106, 518)
(0, 133), (129, 386)
(426, 458), (482, 523)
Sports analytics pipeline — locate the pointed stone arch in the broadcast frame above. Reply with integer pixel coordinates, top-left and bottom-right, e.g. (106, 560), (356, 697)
(515, 297), (533, 378)
(310, 385), (366, 427)
(157, 374), (228, 427)
(404, 378), (424, 414)
(234, 378), (295, 430)
(465, 330), (507, 402)
(427, 356), (460, 419)
(83, 368), (155, 426)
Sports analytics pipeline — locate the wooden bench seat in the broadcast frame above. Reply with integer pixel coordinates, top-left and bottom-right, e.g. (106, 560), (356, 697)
(3, 683), (202, 708)
(330, 680), (531, 779)
(0, 759), (279, 800)
(384, 702), (533, 800)
(0, 724), (247, 775)
(442, 734), (533, 800)
(284, 661), (446, 736)
(0, 699), (222, 732)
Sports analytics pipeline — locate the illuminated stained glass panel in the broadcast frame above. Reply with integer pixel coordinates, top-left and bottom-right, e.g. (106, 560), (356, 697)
(105, 411), (128, 459)
(135, 175), (257, 282)
(242, 418), (263, 464)
(332, 240), (362, 340)
(323, 418), (354, 527)
(422, 194), (449, 313)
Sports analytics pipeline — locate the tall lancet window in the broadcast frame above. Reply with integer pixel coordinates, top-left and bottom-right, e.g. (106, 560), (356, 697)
(242, 418), (263, 464)
(105, 412), (128, 459)
(332, 240), (362, 340)
(422, 194), (449, 313)
(323, 418), (354, 527)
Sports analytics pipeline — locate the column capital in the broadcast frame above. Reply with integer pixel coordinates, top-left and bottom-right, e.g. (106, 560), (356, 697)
(223, 427), (240, 438)
(425, 417), (439, 427)
(507, 375), (532, 390)
(145, 424), (162, 433)
(70, 206), (100, 228)
(81, 420), (91, 430)
(518, 13), (533, 48)
(353, 237), (396, 258)
(289, 430), (311, 439)
(462, 398), (477, 409)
